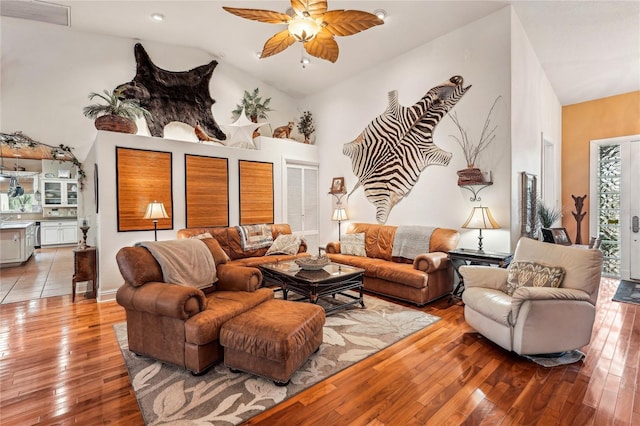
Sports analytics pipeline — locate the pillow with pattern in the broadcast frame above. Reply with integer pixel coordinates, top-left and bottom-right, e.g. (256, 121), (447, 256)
(504, 260), (565, 296)
(341, 233), (367, 257)
(266, 234), (301, 255)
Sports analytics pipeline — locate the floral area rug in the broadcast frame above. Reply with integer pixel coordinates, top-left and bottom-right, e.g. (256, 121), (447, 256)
(114, 294), (440, 425)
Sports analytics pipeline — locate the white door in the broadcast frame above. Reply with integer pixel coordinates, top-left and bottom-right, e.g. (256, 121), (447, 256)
(285, 162), (319, 254)
(591, 135), (640, 280)
(629, 141), (640, 280)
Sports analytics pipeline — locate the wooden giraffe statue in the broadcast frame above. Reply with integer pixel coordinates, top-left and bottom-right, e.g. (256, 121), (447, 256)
(572, 194), (587, 244)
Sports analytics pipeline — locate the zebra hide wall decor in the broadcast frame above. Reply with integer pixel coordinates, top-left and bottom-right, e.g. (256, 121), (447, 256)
(343, 75), (471, 224)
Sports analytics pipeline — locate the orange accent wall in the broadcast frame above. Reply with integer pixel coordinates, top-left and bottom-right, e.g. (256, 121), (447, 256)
(562, 91), (640, 244)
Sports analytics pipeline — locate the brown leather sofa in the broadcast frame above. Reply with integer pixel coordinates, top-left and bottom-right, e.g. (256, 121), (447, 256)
(116, 238), (274, 374)
(326, 223), (460, 306)
(177, 223), (309, 266)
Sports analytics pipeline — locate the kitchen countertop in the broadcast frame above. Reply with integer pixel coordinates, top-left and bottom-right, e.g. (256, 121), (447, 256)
(0, 221), (36, 230)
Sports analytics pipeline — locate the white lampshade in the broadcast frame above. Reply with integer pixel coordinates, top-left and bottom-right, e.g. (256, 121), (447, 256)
(462, 206), (500, 230)
(332, 207), (349, 221)
(143, 201), (169, 220)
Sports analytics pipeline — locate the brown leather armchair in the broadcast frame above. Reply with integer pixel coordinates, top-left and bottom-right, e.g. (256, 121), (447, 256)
(115, 239), (273, 374)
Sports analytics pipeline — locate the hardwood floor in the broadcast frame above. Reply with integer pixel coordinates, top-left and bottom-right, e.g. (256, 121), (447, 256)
(0, 277), (637, 425)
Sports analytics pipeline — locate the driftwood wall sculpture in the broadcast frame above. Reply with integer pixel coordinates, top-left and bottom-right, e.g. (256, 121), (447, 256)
(116, 43), (226, 141)
(343, 76), (470, 223)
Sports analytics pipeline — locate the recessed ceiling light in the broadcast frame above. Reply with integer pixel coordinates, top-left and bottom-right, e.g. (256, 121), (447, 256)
(150, 13), (164, 22)
(373, 9), (387, 20)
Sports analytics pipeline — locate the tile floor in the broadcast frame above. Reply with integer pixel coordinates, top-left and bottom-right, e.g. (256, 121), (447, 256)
(0, 247), (77, 304)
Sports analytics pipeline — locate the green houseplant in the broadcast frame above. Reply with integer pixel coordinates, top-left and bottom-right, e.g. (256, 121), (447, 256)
(297, 110), (315, 144)
(83, 89), (152, 134)
(537, 198), (562, 228)
(232, 88), (273, 123)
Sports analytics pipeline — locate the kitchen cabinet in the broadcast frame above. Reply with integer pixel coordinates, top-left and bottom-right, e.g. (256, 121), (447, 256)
(42, 179), (78, 207)
(41, 220), (78, 246)
(0, 222), (35, 265)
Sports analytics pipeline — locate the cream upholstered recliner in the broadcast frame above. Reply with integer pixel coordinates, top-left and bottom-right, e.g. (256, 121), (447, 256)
(460, 237), (603, 355)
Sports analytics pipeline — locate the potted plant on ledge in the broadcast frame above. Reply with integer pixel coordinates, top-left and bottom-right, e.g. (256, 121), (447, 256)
(83, 88), (152, 134)
(297, 110), (315, 144)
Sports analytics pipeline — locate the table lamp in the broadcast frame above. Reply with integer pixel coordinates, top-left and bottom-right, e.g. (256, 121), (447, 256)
(462, 206), (500, 251)
(143, 200), (169, 241)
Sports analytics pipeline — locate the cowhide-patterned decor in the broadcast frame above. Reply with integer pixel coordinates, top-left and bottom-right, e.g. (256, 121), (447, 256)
(116, 43), (226, 142)
(343, 76), (470, 223)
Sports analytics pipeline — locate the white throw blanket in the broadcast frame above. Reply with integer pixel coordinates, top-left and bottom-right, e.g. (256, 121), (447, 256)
(236, 224), (273, 251)
(391, 226), (434, 260)
(137, 240), (216, 289)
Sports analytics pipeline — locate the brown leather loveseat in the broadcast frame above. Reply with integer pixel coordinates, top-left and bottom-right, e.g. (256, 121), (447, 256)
(326, 223), (460, 306)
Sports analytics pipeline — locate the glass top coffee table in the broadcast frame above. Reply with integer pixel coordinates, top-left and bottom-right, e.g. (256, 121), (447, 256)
(260, 261), (365, 314)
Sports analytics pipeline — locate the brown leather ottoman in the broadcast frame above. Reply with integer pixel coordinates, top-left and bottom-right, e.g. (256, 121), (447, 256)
(219, 299), (325, 385)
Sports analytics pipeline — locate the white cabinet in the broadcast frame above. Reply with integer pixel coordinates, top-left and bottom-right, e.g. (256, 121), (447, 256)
(41, 220), (78, 246)
(42, 179), (78, 207)
(0, 223), (35, 265)
(0, 230), (23, 263)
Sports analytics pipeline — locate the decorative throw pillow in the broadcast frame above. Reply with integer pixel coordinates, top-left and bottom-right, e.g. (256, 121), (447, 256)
(266, 234), (301, 255)
(504, 260), (565, 296)
(341, 233), (367, 257)
(199, 237), (230, 265)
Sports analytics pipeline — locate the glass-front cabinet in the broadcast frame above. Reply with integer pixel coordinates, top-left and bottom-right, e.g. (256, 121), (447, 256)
(42, 179), (78, 207)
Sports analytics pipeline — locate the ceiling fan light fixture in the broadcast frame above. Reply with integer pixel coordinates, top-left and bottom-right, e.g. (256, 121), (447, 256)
(374, 9), (387, 20)
(288, 16), (321, 42)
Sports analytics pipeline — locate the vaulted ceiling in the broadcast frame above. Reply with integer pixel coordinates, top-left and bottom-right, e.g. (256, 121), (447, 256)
(2, 1), (639, 105)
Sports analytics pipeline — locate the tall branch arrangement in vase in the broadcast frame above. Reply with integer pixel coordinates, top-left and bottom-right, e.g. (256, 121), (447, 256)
(450, 96), (501, 184)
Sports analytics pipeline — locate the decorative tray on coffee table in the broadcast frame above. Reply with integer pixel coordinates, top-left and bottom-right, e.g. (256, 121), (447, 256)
(295, 256), (330, 270)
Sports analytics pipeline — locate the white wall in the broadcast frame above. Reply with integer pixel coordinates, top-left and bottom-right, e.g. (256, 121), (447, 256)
(0, 17), (301, 162)
(303, 8), (513, 252)
(89, 132), (317, 301)
(510, 9), (563, 249)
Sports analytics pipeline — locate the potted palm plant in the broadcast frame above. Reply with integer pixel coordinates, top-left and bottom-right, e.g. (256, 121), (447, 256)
(537, 198), (562, 230)
(232, 88), (273, 123)
(83, 88), (152, 134)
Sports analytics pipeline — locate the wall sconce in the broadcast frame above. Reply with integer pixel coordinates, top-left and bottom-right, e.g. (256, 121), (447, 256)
(462, 206), (500, 251)
(143, 200), (169, 241)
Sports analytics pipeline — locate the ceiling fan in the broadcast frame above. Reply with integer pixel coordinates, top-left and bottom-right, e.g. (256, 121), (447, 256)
(223, 0), (384, 63)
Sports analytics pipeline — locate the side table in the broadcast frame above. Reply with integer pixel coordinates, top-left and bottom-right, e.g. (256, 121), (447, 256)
(73, 246), (97, 302)
(448, 248), (512, 300)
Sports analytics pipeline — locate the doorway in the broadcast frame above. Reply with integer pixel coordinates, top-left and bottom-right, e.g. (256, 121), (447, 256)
(590, 135), (640, 280)
(284, 161), (319, 253)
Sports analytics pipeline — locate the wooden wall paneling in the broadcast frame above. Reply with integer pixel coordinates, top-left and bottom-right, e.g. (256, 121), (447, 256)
(185, 154), (229, 228)
(239, 160), (274, 225)
(116, 147), (173, 232)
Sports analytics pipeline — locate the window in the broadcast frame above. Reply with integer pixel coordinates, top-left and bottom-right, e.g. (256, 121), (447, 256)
(596, 144), (621, 276)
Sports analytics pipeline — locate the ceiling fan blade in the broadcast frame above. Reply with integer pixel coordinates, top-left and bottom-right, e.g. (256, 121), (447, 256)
(261, 29), (296, 59)
(222, 7), (291, 24)
(290, 0), (327, 18)
(304, 31), (338, 63)
(322, 10), (384, 36)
